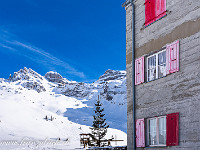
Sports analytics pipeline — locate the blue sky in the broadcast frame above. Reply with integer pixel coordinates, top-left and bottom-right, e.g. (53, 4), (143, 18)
(0, 0), (126, 82)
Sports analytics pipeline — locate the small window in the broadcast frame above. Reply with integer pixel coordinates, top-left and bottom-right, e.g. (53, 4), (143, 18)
(147, 116), (166, 146)
(147, 50), (166, 82)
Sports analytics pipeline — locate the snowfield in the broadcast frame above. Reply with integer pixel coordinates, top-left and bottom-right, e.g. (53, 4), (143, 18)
(0, 68), (127, 149)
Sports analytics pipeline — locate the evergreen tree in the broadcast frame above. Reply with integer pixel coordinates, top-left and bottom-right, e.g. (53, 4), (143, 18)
(90, 95), (109, 147)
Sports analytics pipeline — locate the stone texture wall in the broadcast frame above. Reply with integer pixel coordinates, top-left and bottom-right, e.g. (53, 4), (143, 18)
(125, 0), (200, 149)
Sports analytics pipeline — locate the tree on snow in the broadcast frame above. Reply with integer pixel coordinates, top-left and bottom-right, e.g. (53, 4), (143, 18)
(90, 95), (109, 147)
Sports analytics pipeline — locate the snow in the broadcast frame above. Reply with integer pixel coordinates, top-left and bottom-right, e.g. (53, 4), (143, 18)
(0, 68), (127, 149)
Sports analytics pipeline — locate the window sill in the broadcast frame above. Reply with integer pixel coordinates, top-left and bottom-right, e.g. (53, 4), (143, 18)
(146, 75), (167, 83)
(135, 70), (179, 86)
(135, 75), (167, 86)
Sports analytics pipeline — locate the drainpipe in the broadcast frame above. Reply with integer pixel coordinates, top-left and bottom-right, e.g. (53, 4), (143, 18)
(122, 0), (136, 149)
(131, 0), (136, 150)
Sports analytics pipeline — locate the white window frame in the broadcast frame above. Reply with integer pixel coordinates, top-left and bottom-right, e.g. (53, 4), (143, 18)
(146, 49), (166, 82)
(147, 116), (167, 147)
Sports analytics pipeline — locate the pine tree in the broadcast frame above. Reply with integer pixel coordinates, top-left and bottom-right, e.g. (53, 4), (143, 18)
(90, 95), (109, 147)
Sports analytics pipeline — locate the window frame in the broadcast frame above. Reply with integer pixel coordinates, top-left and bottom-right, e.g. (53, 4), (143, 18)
(147, 116), (167, 147)
(146, 49), (166, 82)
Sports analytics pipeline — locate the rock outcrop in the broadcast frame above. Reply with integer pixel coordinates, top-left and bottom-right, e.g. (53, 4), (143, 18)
(12, 67), (43, 81)
(98, 69), (126, 82)
(45, 71), (66, 85)
(9, 67), (46, 93)
(53, 69), (126, 103)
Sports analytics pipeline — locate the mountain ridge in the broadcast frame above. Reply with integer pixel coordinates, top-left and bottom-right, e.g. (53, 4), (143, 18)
(0, 67), (127, 149)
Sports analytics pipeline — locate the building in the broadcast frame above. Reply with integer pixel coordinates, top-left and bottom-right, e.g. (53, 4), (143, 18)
(123, 0), (200, 149)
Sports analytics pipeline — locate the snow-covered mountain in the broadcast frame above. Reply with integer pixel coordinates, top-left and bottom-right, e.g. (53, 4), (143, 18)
(0, 67), (127, 150)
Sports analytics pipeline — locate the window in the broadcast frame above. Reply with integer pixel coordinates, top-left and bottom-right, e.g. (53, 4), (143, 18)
(147, 116), (166, 146)
(147, 50), (166, 82)
(134, 40), (179, 85)
(145, 0), (167, 27)
(135, 113), (179, 148)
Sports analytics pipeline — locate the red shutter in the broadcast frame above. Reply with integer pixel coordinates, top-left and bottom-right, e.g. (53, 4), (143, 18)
(136, 118), (145, 147)
(135, 56), (144, 85)
(145, 0), (156, 26)
(166, 112), (179, 146)
(155, 0), (166, 20)
(166, 40), (180, 74)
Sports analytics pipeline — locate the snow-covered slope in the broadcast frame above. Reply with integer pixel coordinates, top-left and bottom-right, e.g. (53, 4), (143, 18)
(0, 67), (127, 149)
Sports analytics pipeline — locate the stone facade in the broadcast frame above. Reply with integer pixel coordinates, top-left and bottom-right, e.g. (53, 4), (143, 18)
(124, 0), (200, 149)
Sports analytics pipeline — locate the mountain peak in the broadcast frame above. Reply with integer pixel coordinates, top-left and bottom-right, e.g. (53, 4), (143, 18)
(11, 67), (43, 81)
(7, 67), (46, 93)
(98, 69), (126, 82)
(45, 71), (67, 84)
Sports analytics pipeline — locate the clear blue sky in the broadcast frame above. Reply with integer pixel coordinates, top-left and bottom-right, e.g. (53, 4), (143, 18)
(0, 0), (126, 82)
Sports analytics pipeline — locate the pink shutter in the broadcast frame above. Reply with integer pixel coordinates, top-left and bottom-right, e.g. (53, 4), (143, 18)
(145, 0), (156, 26)
(166, 40), (179, 74)
(136, 118), (145, 147)
(135, 56), (144, 85)
(155, 0), (166, 20)
(166, 113), (179, 146)
(135, 59), (140, 84)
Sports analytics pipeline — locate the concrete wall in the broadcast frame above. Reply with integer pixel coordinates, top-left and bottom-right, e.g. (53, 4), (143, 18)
(125, 0), (200, 149)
